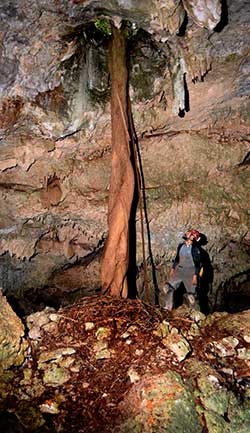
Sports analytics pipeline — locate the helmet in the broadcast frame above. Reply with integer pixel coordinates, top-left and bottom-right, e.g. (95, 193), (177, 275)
(183, 229), (200, 242)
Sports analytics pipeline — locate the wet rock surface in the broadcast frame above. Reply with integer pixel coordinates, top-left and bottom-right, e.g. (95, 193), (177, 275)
(0, 297), (250, 432)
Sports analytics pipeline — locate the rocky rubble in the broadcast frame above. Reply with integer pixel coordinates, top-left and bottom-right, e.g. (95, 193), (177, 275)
(0, 297), (250, 432)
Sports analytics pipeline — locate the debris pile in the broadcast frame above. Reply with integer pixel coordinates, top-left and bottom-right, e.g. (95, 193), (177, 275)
(0, 297), (250, 432)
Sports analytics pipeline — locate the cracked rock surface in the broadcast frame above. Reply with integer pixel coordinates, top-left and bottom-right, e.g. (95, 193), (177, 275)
(0, 0), (249, 310)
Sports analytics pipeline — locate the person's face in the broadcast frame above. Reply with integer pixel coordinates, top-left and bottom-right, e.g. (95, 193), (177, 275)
(185, 238), (193, 246)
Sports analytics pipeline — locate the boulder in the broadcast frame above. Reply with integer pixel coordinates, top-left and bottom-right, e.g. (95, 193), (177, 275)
(0, 289), (27, 370)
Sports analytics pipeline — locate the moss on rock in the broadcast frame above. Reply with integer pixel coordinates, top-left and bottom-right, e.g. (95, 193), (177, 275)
(119, 371), (203, 433)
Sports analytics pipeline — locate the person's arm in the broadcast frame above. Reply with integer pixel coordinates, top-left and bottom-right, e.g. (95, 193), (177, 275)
(170, 243), (182, 276)
(192, 245), (202, 284)
(172, 244), (181, 268)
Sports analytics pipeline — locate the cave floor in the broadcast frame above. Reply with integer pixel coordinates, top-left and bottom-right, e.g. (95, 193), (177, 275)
(1, 297), (250, 433)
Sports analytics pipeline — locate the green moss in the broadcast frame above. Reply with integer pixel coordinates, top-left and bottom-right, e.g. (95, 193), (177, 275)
(228, 394), (250, 433)
(197, 375), (229, 416)
(120, 372), (202, 433)
(204, 411), (230, 433)
(94, 19), (112, 36)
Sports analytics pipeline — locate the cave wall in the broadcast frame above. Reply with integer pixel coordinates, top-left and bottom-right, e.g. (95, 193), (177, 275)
(0, 0), (249, 312)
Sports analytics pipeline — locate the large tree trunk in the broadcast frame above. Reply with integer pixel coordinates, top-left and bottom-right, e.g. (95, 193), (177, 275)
(101, 26), (135, 298)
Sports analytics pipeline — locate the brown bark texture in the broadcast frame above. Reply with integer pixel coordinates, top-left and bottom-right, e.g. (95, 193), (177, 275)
(101, 26), (135, 298)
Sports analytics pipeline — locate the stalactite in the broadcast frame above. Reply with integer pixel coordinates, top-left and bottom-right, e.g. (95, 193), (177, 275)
(169, 56), (187, 115)
(182, 0), (222, 30)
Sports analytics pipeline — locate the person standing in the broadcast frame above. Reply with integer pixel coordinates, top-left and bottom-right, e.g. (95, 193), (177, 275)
(163, 229), (202, 310)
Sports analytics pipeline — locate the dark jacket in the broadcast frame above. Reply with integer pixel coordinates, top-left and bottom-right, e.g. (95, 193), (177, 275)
(172, 242), (202, 276)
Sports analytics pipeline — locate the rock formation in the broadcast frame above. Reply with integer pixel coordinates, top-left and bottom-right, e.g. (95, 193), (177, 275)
(0, 0), (249, 311)
(0, 3), (250, 432)
(0, 289), (27, 370)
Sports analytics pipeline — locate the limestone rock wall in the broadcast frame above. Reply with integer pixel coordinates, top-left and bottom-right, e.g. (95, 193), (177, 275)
(0, 0), (249, 311)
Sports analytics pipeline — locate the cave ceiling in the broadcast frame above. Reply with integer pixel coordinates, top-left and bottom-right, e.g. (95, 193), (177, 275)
(0, 0), (249, 311)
